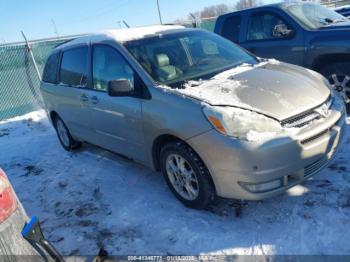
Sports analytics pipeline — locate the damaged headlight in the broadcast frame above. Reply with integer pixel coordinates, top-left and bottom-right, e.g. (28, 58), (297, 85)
(202, 105), (284, 142)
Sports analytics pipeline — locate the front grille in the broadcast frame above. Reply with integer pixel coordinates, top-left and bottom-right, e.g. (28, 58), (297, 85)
(282, 111), (320, 128)
(304, 157), (329, 177)
(300, 128), (329, 145)
(281, 95), (333, 128)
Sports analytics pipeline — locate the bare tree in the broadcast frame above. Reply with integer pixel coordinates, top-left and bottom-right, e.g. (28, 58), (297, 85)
(235, 0), (261, 11)
(174, 3), (234, 25)
(199, 4), (231, 19)
(202, 7), (217, 18)
(214, 4), (231, 16)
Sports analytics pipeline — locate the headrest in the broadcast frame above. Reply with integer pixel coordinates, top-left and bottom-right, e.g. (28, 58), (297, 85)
(156, 53), (170, 67)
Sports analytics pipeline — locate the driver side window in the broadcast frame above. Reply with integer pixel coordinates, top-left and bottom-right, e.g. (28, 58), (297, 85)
(247, 13), (293, 41)
(92, 45), (134, 92)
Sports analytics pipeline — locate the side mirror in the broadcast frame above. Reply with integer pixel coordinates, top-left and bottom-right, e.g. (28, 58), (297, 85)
(273, 24), (294, 39)
(107, 79), (134, 97)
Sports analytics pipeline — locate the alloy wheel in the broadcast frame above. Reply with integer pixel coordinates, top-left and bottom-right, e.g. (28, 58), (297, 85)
(165, 153), (199, 201)
(56, 119), (70, 148)
(328, 74), (350, 103)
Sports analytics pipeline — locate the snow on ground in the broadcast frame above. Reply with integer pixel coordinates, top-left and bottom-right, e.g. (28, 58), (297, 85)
(1, 111), (350, 255)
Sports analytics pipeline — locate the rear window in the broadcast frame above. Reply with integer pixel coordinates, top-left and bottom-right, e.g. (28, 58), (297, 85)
(59, 46), (88, 87)
(42, 52), (59, 84)
(221, 15), (241, 43)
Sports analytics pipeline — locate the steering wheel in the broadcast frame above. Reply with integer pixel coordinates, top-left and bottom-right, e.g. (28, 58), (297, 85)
(196, 58), (212, 66)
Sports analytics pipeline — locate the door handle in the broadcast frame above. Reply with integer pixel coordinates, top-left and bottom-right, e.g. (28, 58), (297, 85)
(80, 94), (89, 102)
(90, 96), (99, 104)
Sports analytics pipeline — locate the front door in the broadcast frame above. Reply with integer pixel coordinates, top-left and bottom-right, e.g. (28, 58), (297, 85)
(240, 11), (305, 66)
(84, 44), (145, 162)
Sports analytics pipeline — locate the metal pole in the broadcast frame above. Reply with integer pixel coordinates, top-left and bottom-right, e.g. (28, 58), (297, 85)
(123, 20), (130, 28)
(156, 0), (163, 24)
(190, 13), (198, 28)
(21, 31), (42, 82)
(51, 19), (59, 38)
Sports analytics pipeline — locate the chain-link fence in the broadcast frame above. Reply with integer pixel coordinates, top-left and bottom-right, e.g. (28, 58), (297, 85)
(180, 18), (216, 31)
(0, 38), (76, 121)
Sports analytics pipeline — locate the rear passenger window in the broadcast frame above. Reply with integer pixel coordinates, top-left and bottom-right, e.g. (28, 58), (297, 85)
(42, 53), (59, 83)
(60, 46), (88, 87)
(221, 16), (241, 43)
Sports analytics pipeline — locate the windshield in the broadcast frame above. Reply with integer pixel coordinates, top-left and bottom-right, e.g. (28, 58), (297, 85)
(124, 30), (258, 86)
(284, 2), (346, 29)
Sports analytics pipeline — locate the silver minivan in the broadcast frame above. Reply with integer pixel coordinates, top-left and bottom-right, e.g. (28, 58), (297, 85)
(41, 25), (347, 209)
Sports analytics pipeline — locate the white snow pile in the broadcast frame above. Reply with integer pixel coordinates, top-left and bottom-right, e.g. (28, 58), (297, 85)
(205, 106), (286, 142)
(159, 59), (281, 108)
(160, 63), (266, 109)
(1, 111), (350, 256)
(265, 58), (281, 65)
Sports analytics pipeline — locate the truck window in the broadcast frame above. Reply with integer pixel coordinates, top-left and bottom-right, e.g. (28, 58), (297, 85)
(59, 46), (88, 87)
(247, 13), (292, 41)
(221, 16), (241, 43)
(42, 53), (59, 84)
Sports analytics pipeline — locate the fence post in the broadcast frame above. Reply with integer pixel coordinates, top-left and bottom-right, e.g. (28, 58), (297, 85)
(21, 31), (42, 82)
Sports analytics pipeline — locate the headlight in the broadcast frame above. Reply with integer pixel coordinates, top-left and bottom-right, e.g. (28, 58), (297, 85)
(202, 105), (283, 142)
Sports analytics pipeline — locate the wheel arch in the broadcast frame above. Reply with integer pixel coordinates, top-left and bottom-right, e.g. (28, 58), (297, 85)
(151, 134), (217, 194)
(312, 53), (350, 73)
(152, 134), (182, 171)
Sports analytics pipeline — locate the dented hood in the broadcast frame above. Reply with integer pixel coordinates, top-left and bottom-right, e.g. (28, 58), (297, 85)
(231, 62), (330, 120)
(179, 62), (331, 121)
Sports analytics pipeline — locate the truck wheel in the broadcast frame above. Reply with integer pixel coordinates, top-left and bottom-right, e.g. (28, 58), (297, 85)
(54, 116), (82, 151)
(160, 141), (216, 209)
(320, 62), (350, 106)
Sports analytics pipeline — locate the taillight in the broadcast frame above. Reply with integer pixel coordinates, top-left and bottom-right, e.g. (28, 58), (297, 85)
(0, 169), (17, 223)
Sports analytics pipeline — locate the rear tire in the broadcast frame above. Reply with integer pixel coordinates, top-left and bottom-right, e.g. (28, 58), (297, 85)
(160, 141), (216, 209)
(320, 62), (350, 113)
(53, 116), (82, 151)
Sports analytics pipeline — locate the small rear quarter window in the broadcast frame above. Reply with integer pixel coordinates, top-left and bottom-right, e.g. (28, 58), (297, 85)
(42, 52), (60, 84)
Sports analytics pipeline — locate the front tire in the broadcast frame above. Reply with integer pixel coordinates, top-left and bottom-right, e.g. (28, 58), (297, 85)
(320, 62), (350, 113)
(54, 116), (82, 151)
(160, 141), (216, 209)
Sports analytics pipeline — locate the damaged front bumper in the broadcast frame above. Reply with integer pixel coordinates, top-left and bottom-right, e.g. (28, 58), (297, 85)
(187, 98), (347, 200)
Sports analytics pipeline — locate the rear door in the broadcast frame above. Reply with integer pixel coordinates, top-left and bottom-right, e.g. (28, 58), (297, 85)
(55, 46), (94, 142)
(240, 9), (305, 66)
(82, 44), (145, 162)
(218, 15), (242, 44)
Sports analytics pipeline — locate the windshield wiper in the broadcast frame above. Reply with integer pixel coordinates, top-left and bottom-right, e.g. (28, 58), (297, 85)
(319, 17), (348, 27)
(331, 18), (349, 23)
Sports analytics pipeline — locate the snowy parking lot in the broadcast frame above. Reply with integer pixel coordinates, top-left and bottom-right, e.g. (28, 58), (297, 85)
(1, 110), (350, 256)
